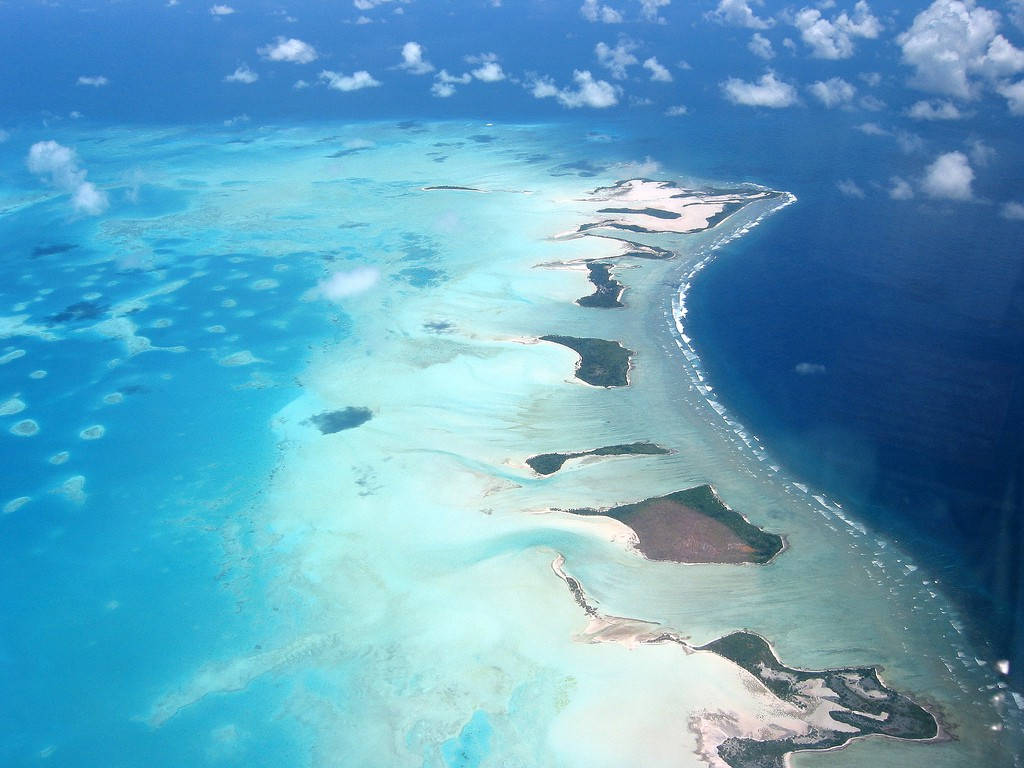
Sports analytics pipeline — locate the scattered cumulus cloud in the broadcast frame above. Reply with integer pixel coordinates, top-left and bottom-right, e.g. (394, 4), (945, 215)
(580, 0), (623, 23)
(1001, 201), (1024, 219)
(665, 104), (688, 115)
(639, 0), (671, 23)
(26, 140), (108, 216)
(709, 0), (774, 29)
(431, 69), (472, 97)
(224, 65), (258, 84)
(922, 151), (974, 200)
(530, 70), (620, 108)
(897, 0), (1024, 103)
(318, 267), (380, 300)
(889, 176), (915, 199)
(836, 179), (865, 198)
(596, 40), (638, 80)
(721, 70), (798, 107)
(860, 72), (882, 87)
(319, 70), (381, 91)
(259, 37), (318, 64)
(399, 42), (434, 74)
(809, 77), (855, 107)
(643, 57), (672, 82)
(996, 78), (1024, 114)
(294, 79), (311, 89)
(907, 99), (966, 120)
(792, 1), (881, 60)
(209, 4), (234, 15)
(468, 53), (506, 82)
(748, 32), (775, 59)
(77, 75), (108, 87)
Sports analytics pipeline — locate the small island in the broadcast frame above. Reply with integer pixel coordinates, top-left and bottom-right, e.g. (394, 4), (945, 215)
(568, 484), (783, 564)
(305, 407), (373, 434)
(576, 262), (624, 308)
(698, 631), (939, 768)
(526, 442), (669, 475)
(539, 335), (632, 388)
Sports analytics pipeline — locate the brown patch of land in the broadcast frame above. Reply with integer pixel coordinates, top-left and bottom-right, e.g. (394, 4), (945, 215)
(570, 485), (783, 564)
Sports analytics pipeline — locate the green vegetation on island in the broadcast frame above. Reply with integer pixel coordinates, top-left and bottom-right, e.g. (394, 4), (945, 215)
(569, 484), (783, 564)
(526, 442), (669, 475)
(539, 335), (632, 388)
(576, 261), (625, 308)
(699, 631), (939, 768)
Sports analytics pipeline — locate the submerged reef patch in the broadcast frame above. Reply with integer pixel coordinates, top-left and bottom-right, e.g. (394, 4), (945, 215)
(569, 484), (783, 564)
(526, 442), (669, 475)
(306, 407), (373, 434)
(539, 335), (632, 388)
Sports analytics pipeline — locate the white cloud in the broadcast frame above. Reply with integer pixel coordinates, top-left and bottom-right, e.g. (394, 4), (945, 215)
(0, 129), (9, 143)
(430, 69), (468, 97)
(399, 41), (434, 74)
(643, 57), (672, 82)
(793, 1), (881, 59)
(721, 70), (798, 107)
(748, 32), (775, 59)
(859, 94), (885, 110)
(860, 71), (882, 87)
(464, 53), (505, 82)
(1001, 201), (1024, 219)
(431, 69), (472, 97)
(968, 138), (995, 165)
(580, 0), (623, 23)
(996, 78), (1024, 114)
(897, 0), (1024, 99)
(595, 40), (638, 80)
(665, 104), (688, 115)
(795, 362), (827, 375)
(209, 4), (234, 15)
(472, 62), (505, 82)
(1011, 0), (1024, 31)
(294, 79), (310, 89)
(319, 70), (382, 91)
(836, 179), (865, 198)
(888, 176), (915, 199)
(922, 151), (974, 200)
(531, 70), (620, 108)
(709, 0), (773, 29)
(258, 37), (318, 64)
(318, 267), (379, 300)
(76, 75), (108, 87)
(355, 15), (372, 24)
(907, 99), (965, 120)
(639, 0), (670, 23)
(808, 77), (855, 107)
(26, 140), (108, 216)
(224, 65), (258, 84)
(353, 0), (406, 8)
(856, 121), (888, 136)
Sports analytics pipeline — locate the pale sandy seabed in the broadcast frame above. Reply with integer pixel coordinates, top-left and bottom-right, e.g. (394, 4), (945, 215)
(132, 125), (1019, 767)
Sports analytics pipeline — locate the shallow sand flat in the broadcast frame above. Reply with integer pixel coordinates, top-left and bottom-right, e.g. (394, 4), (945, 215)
(145, 123), (1018, 766)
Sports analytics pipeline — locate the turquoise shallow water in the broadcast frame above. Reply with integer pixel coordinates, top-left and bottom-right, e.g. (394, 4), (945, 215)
(1, 121), (1020, 767)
